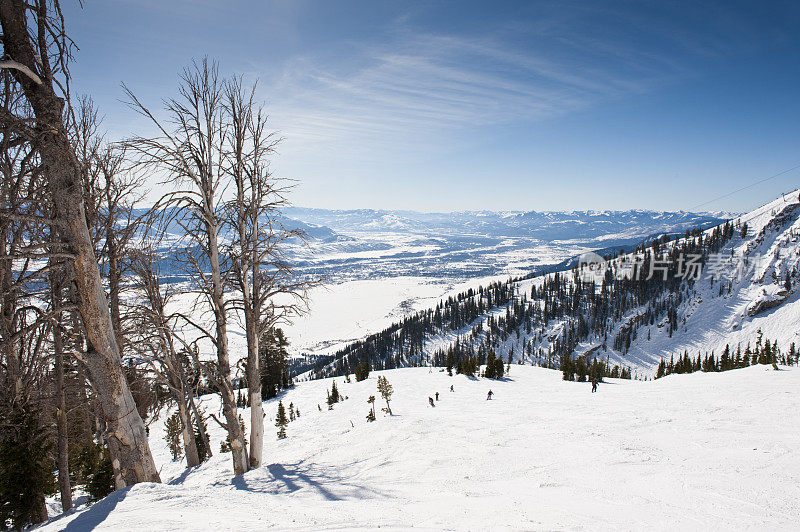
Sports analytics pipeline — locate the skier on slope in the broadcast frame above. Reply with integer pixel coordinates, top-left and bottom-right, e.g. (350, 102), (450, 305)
(486, 390), (493, 400)
(591, 378), (598, 393)
(435, 392), (439, 401)
(450, 385), (454, 392)
(429, 397), (436, 407)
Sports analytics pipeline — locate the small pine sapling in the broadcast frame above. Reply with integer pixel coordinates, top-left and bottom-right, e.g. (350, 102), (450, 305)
(377, 376), (393, 415)
(366, 395), (376, 422)
(276, 400), (288, 439)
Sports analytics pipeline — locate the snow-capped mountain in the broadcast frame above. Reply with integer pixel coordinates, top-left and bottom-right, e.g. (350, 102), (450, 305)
(303, 191), (800, 380)
(285, 206), (727, 240)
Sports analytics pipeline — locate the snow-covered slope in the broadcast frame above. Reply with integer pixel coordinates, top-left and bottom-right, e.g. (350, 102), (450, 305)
(569, 191), (800, 373)
(316, 190), (800, 380)
(42, 365), (800, 530)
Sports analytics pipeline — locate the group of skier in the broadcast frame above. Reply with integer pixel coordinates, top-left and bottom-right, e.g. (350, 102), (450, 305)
(427, 374), (597, 409)
(428, 384), (495, 406)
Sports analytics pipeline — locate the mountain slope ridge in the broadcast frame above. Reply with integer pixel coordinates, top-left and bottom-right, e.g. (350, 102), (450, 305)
(302, 190), (800, 380)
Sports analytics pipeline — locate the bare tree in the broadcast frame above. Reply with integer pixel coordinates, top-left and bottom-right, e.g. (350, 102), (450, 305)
(124, 59), (249, 475)
(0, 0), (160, 486)
(129, 245), (201, 468)
(92, 144), (145, 354)
(49, 259), (72, 512)
(223, 78), (310, 468)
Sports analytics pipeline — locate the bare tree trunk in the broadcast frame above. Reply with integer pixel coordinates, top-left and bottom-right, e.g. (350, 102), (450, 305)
(0, 0), (159, 486)
(209, 226), (248, 475)
(107, 238), (124, 351)
(188, 388), (212, 459)
(246, 314), (263, 468)
(53, 307), (73, 512)
(177, 393), (200, 467)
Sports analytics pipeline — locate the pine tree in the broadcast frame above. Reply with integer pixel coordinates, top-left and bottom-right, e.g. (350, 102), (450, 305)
(327, 381), (341, 408)
(164, 412), (184, 461)
(86, 446), (115, 502)
(720, 344), (731, 371)
(576, 357), (587, 382)
(355, 359), (371, 382)
(445, 349), (455, 376)
(656, 358), (665, 378)
(494, 356), (505, 379)
(0, 403), (54, 528)
(289, 402), (296, 421)
(485, 350), (497, 378)
(377, 376), (394, 415)
(276, 401), (288, 439)
(561, 354), (575, 381)
(193, 409), (211, 463)
(366, 395), (376, 422)
(260, 328), (292, 400)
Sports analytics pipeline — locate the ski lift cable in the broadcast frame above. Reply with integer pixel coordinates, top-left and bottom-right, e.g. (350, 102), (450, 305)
(690, 162), (800, 211)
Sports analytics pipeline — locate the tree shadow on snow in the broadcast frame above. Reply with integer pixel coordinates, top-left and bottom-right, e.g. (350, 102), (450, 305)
(168, 464), (199, 485)
(56, 487), (130, 531)
(231, 460), (387, 501)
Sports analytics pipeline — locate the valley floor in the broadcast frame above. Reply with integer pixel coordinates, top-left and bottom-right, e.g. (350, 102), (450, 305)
(42, 365), (800, 531)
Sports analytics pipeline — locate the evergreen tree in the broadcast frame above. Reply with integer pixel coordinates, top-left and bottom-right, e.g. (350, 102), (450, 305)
(0, 404), (54, 528)
(86, 447), (115, 502)
(561, 354), (575, 381)
(355, 359), (371, 382)
(493, 356), (505, 379)
(485, 350), (497, 379)
(275, 401), (288, 439)
(656, 358), (666, 379)
(576, 357), (588, 382)
(164, 412), (183, 461)
(260, 328), (292, 400)
(193, 408), (211, 463)
(720, 345), (731, 371)
(377, 376), (394, 415)
(327, 381), (341, 407)
(445, 349), (455, 376)
(366, 395), (376, 422)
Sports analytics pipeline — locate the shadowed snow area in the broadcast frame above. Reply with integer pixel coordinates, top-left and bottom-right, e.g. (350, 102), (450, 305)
(42, 365), (800, 530)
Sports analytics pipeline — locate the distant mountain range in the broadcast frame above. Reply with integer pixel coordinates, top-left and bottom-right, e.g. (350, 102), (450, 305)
(284, 207), (730, 242)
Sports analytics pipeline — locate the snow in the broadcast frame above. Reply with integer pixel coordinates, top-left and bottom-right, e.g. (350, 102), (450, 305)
(412, 190), (800, 378)
(41, 365), (800, 530)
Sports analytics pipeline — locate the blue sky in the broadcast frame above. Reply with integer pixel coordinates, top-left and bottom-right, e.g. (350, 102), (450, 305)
(63, 1), (800, 213)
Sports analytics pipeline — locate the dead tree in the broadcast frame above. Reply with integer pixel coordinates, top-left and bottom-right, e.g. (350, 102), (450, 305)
(92, 143), (144, 355)
(124, 59), (249, 475)
(49, 259), (72, 512)
(223, 77), (310, 468)
(0, 0), (160, 486)
(129, 245), (201, 468)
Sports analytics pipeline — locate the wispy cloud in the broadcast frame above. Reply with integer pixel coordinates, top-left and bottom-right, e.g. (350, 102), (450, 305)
(256, 18), (695, 163)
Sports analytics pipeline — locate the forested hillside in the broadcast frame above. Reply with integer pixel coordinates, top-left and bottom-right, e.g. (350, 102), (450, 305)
(302, 191), (800, 381)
